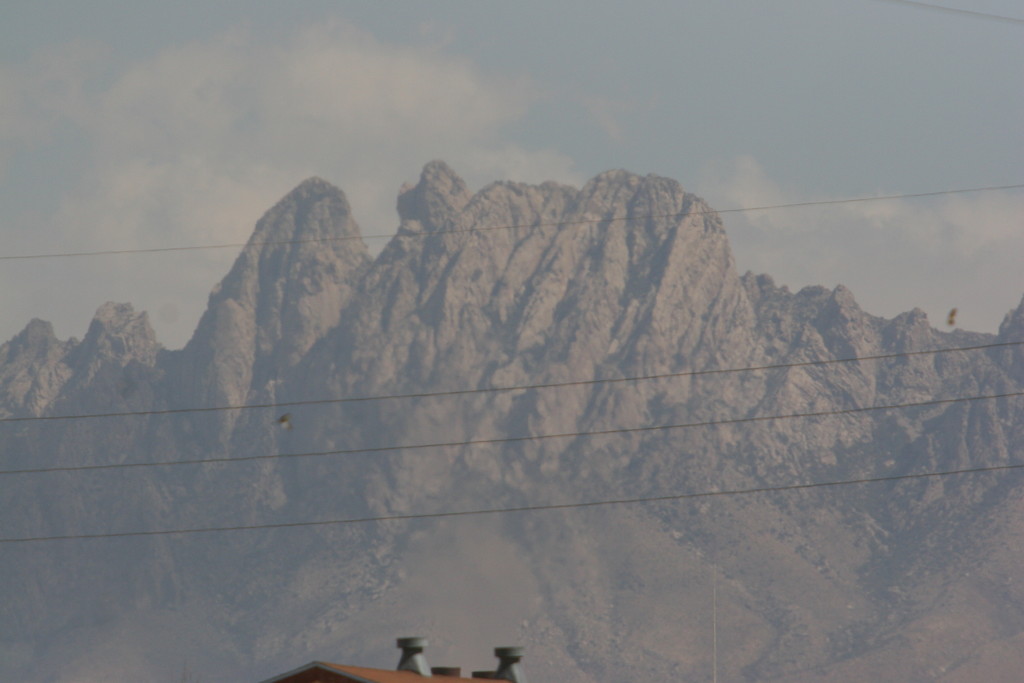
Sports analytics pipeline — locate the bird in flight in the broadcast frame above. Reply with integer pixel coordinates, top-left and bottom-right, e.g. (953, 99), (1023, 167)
(277, 413), (293, 430)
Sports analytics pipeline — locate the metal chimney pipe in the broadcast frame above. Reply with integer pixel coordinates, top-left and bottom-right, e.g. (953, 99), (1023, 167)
(397, 637), (432, 677)
(493, 646), (527, 683)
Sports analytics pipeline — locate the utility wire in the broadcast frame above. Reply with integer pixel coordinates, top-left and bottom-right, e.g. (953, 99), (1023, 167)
(866, 0), (1024, 25)
(3, 390), (1021, 476)
(2, 183), (1021, 262)
(2, 462), (1021, 544)
(3, 340), (1021, 425)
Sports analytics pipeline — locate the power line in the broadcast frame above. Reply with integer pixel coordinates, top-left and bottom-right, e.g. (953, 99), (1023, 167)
(4, 390), (1021, 476)
(866, 0), (1024, 25)
(3, 339), (1021, 425)
(2, 183), (1022, 262)
(2, 461), (1021, 544)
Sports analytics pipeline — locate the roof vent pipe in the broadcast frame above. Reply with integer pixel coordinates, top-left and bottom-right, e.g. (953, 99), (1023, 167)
(397, 637), (432, 677)
(493, 647), (527, 683)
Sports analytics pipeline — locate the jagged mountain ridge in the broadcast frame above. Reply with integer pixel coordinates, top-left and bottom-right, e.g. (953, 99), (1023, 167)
(1, 162), (1023, 682)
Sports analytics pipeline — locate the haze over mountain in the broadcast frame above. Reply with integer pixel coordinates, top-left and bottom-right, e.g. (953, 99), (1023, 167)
(2, 162), (1023, 682)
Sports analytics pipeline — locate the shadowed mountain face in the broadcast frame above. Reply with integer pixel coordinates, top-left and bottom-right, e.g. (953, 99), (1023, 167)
(1, 162), (1023, 682)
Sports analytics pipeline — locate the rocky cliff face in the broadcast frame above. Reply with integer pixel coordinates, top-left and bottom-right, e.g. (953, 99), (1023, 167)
(174, 176), (370, 439)
(1, 163), (1022, 682)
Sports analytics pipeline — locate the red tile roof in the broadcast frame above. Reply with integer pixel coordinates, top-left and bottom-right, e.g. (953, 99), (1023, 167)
(260, 661), (486, 683)
(333, 663), (483, 682)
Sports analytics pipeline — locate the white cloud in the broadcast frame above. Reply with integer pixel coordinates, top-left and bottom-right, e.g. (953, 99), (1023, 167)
(699, 155), (1024, 333)
(0, 42), (101, 178)
(264, 22), (531, 140)
(0, 20), (579, 348)
(582, 96), (628, 144)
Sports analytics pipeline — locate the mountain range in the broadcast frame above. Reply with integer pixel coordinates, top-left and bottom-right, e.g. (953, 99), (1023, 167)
(2, 161), (1023, 682)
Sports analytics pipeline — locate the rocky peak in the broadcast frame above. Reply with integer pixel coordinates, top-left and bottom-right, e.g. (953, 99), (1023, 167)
(227, 175), (364, 281)
(74, 302), (160, 367)
(0, 318), (75, 416)
(578, 170), (698, 218)
(998, 294), (1024, 379)
(814, 285), (876, 356)
(22, 303), (163, 416)
(998, 294), (1024, 339)
(256, 176), (353, 239)
(396, 160), (471, 230)
(880, 306), (935, 351)
(4, 319), (62, 356)
(180, 176), (371, 409)
(18, 318), (57, 341)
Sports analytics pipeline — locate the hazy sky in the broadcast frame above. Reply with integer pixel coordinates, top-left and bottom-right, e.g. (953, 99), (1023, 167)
(2, 0), (1022, 348)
